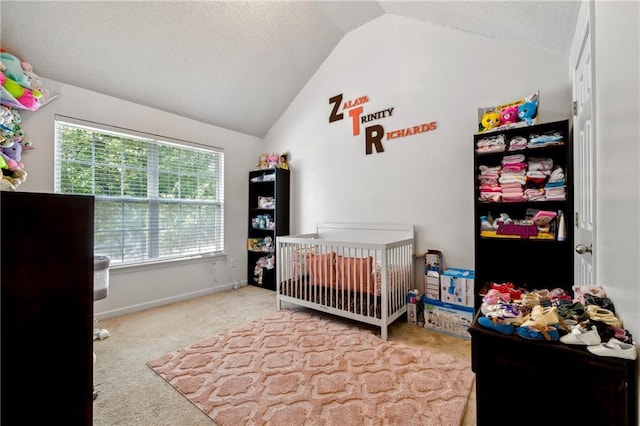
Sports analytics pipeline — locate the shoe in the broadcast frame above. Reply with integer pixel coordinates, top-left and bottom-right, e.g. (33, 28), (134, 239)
(557, 301), (587, 322)
(587, 338), (637, 360)
(482, 289), (502, 306)
(521, 289), (550, 306)
(520, 306), (569, 332)
(584, 294), (616, 312)
(559, 325), (601, 345)
(517, 325), (559, 341)
(478, 315), (515, 335)
(491, 282), (522, 300)
(586, 306), (622, 327)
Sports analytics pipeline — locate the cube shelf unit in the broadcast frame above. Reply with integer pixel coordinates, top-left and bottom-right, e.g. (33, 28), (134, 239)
(473, 119), (573, 309)
(247, 168), (290, 290)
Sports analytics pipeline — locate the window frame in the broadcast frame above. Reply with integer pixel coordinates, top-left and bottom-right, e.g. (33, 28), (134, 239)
(54, 115), (225, 267)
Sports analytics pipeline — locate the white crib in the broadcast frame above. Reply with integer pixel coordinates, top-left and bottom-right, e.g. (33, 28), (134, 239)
(276, 223), (414, 340)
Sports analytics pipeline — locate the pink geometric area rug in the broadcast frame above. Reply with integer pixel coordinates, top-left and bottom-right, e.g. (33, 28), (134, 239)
(147, 309), (474, 426)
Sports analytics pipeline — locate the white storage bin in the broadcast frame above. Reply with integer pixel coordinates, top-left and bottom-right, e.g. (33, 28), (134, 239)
(94, 255), (110, 301)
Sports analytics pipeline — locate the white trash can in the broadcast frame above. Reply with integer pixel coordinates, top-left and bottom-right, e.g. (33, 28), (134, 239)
(94, 255), (110, 301)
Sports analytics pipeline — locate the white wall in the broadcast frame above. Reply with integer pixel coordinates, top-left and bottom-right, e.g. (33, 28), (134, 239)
(264, 14), (571, 277)
(593, 1), (640, 347)
(18, 79), (262, 318)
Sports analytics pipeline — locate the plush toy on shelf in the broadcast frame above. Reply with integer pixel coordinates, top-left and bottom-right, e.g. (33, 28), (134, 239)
(21, 61), (56, 107)
(0, 51), (32, 88)
(256, 152), (291, 170)
(500, 106), (519, 126)
(266, 152), (279, 168)
(1, 141), (24, 171)
(0, 168), (26, 191)
(480, 111), (501, 131)
(278, 152), (289, 170)
(518, 100), (538, 125)
(256, 153), (268, 170)
(0, 50), (48, 191)
(0, 49), (57, 111)
(0, 71), (41, 110)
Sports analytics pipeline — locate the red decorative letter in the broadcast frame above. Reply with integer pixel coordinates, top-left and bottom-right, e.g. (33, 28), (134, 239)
(349, 106), (364, 136)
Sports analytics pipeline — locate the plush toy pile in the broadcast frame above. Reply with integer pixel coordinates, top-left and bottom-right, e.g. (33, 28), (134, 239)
(0, 48), (54, 191)
(255, 151), (290, 170)
(477, 91), (539, 134)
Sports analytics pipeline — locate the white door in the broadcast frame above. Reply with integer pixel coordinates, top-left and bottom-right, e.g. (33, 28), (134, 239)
(571, 3), (595, 286)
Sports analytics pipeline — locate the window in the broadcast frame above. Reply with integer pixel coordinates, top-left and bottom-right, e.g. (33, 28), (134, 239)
(54, 117), (224, 266)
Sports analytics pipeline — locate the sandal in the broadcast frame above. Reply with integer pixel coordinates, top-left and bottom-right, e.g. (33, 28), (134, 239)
(521, 305), (570, 333)
(517, 325), (559, 341)
(586, 305), (622, 327)
(478, 315), (515, 335)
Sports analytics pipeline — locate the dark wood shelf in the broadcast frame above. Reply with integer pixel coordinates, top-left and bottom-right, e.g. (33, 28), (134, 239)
(469, 314), (638, 425)
(247, 168), (290, 290)
(1, 191), (94, 424)
(474, 119), (573, 309)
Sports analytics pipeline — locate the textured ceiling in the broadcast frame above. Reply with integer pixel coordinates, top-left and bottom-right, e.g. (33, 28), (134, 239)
(0, 1), (580, 137)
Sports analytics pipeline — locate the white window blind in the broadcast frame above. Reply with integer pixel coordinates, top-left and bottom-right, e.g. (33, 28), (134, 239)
(54, 117), (224, 266)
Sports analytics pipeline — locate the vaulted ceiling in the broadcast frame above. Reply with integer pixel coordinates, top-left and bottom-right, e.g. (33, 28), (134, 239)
(0, 1), (580, 137)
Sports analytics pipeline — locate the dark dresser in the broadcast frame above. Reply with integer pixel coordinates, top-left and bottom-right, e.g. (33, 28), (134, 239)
(1, 191), (94, 424)
(469, 313), (638, 425)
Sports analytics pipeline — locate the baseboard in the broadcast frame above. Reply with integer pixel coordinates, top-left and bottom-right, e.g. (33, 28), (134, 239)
(94, 281), (248, 320)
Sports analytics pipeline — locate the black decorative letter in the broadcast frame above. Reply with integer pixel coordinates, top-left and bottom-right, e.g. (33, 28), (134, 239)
(329, 94), (343, 123)
(365, 125), (385, 155)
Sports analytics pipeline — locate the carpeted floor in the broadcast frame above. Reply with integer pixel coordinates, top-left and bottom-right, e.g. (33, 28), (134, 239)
(93, 285), (476, 425)
(147, 309), (474, 425)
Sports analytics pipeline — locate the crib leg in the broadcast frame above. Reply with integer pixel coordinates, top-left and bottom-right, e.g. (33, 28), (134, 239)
(381, 326), (388, 341)
(276, 297), (282, 311)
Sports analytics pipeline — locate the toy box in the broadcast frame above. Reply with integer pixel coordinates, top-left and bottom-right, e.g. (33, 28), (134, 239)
(440, 268), (475, 308)
(423, 250), (443, 300)
(424, 271), (440, 300)
(477, 90), (539, 134)
(406, 290), (424, 325)
(423, 297), (474, 339)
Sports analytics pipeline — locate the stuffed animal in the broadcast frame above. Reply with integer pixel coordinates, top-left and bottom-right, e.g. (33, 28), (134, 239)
(277, 152), (289, 170)
(1, 141), (23, 171)
(0, 168), (26, 191)
(10, 125), (24, 145)
(0, 71), (40, 110)
(0, 107), (27, 148)
(20, 61), (42, 89)
(518, 101), (538, 125)
(481, 111), (501, 131)
(0, 52), (31, 88)
(0, 106), (17, 141)
(21, 137), (34, 152)
(500, 106), (519, 125)
(256, 153), (268, 169)
(21, 61), (55, 106)
(266, 152), (279, 168)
